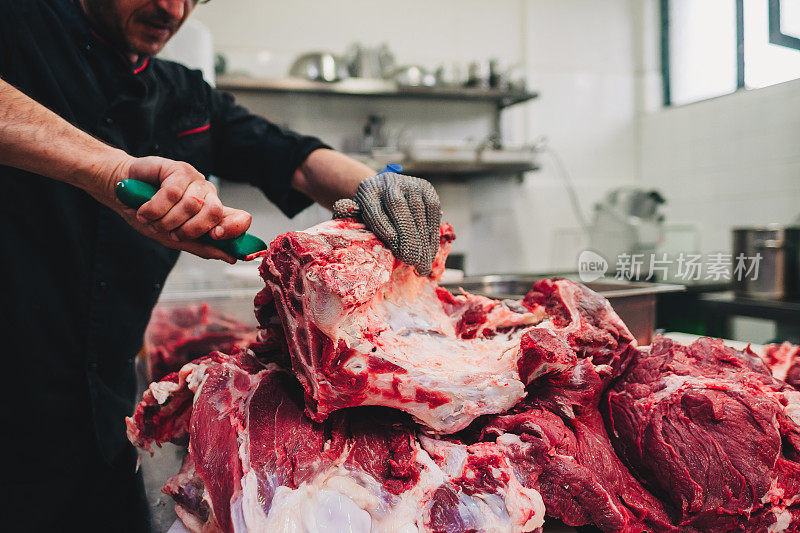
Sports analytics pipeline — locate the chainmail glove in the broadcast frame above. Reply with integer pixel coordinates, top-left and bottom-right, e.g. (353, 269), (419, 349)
(333, 172), (442, 276)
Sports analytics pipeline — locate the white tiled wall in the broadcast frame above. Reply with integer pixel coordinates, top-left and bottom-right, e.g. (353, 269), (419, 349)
(639, 78), (800, 255)
(192, 0), (525, 71)
(505, 0), (640, 273)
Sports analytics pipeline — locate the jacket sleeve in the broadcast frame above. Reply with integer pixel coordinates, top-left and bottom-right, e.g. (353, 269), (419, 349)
(0, 0), (19, 78)
(208, 87), (331, 218)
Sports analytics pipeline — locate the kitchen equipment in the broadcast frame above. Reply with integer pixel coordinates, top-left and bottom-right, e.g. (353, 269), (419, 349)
(478, 144), (536, 165)
(488, 58), (508, 89)
(346, 43), (395, 78)
(115, 179), (268, 261)
(359, 114), (389, 153)
(441, 274), (683, 345)
(388, 65), (436, 87)
(214, 53), (227, 76)
(732, 225), (800, 299)
(435, 62), (467, 87)
(588, 187), (666, 279)
(465, 60), (490, 89)
(405, 139), (479, 164)
(289, 52), (349, 82)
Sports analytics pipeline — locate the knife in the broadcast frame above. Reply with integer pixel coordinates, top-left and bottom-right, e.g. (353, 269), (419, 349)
(115, 179), (268, 261)
(115, 165), (402, 261)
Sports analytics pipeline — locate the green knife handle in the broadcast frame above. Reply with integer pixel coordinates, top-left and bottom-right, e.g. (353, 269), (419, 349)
(115, 179), (267, 261)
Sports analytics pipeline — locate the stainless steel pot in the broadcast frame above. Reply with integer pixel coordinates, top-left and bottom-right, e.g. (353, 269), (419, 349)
(732, 226), (800, 299)
(345, 43), (394, 79)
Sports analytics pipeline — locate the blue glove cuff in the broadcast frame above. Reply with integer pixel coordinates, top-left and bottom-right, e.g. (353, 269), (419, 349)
(377, 163), (403, 175)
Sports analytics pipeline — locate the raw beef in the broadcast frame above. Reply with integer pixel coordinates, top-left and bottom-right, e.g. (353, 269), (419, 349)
(606, 336), (800, 531)
(762, 341), (800, 388)
(256, 220), (636, 433)
(143, 302), (258, 381)
(128, 350), (546, 532)
(128, 218), (800, 532)
(477, 358), (673, 532)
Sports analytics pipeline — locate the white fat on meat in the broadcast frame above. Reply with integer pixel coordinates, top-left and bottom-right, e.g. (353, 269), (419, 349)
(240, 449), (442, 532)
(238, 432), (543, 533)
(263, 220), (547, 434)
(333, 266), (541, 433)
(769, 509), (793, 533)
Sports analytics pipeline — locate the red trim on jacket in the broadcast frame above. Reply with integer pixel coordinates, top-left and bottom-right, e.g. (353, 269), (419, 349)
(132, 56), (149, 74)
(177, 123), (211, 137)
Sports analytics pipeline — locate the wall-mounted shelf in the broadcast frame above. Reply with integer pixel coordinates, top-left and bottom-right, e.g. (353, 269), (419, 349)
(347, 154), (539, 180)
(403, 160), (539, 179)
(217, 76), (539, 109)
(219, 75), (541, 180)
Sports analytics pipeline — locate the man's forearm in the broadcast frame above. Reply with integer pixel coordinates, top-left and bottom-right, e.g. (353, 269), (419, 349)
(291, 148), (375, 210)
(0, 78), (129, 204)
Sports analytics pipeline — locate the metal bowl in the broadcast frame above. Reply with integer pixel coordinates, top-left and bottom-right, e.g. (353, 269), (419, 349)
(388, 65), (436, 87)
(289, 52), (350, 83)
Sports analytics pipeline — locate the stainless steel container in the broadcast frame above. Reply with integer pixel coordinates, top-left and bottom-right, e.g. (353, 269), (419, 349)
(441, 275), (683, 345)
(732, 226), (800, 299)
(289, 52), (350, 82)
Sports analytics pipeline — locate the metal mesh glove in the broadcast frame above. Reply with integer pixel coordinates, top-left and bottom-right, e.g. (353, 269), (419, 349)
(333, 172), (441, 276)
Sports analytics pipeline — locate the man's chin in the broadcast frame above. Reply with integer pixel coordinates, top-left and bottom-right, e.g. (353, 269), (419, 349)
(129, 38), (167, 58)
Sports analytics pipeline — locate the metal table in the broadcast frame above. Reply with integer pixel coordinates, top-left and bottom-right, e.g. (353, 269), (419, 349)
(697, 291), (800, 342)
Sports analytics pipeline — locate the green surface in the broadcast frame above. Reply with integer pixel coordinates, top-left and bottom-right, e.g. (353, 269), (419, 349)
(115, 179), (267, 260)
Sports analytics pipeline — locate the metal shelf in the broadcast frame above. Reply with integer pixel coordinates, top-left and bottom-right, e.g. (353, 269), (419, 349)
(402, 160), (539, 179)
(347, 155), (539, 180)
(217, 76), (539, 109)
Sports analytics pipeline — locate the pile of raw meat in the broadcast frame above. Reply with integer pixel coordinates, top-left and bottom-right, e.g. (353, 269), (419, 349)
(128, 220), (800, 532)
(143, 302), (257, 381)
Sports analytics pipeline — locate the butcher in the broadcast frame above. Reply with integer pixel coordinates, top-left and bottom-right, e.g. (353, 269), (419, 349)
(0, 0), (440, 530)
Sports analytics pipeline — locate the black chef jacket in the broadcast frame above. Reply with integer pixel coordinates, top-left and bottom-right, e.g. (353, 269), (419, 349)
(0, 0), (327, 504)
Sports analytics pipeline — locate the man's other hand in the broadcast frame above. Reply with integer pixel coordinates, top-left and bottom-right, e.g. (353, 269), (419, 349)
(106, 156), (252, 263)
(333, 172), (442, 276)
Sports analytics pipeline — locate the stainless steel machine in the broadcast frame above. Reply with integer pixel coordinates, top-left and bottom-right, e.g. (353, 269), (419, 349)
(588, 187), (666, 279)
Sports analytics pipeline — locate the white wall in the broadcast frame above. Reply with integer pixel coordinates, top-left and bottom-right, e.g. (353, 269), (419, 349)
(181, 0), (640, 275)
(504, 0), (639, 273)
(193, 0), (524, 71)
(636, 16), (800, 257)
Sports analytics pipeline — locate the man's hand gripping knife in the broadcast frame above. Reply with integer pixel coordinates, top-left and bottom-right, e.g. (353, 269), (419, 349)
(110, 157), (252, 264)
(0, 79), (251, 264)
(333, 165), (442, 276)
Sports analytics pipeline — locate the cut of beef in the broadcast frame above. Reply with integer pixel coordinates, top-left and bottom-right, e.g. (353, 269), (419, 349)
(762, 341), (800, 388)
(143, 303), (258, 382)
(128, 350), (546, 532)
(257, 220), (636, 434)
(606, 336), (800, 532)
(479, 357), (674, 532)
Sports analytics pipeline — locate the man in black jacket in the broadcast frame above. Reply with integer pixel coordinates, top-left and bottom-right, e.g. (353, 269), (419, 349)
(0, 1), (440, 530)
